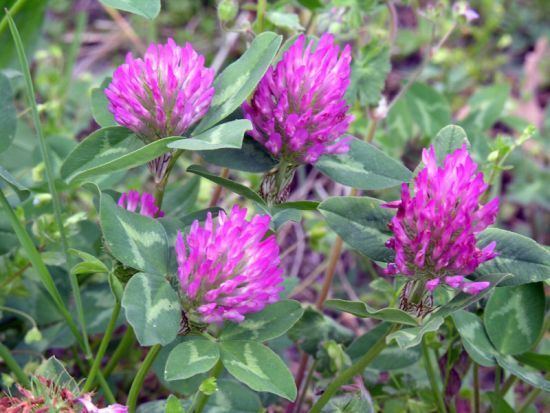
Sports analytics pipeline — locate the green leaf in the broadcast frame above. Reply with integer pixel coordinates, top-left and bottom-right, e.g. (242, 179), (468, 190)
(266, 11), (304, 31)
(325, 299), (418, 326)
(475, 228), (550, 286)
(61, 127), (178, 183)
(0, 165), (30, 202)
(187, 164), (266, 205)
(163, 176), (201, 219)
(515, 352), (550, 372)
(484, 283), (545, 355)
(495, 354), (550, 392)
(99, 0), (161, 19)
(273, 201), (319, 211)
(316, 137), (411, 190)
(36, 357), (79, 394)
(288, 307), (353, 355)
(433, 273), (511, 319)
(318, 196), (394, 262)
(199, 137), (277, 173)
(347, 323), (421, 371)
(165, 337), (220, 381)
(432, 125), (469, 164)
(69, 248), (109, 276)
(220, 340), (297, 400)
(462, 84), (510, 131)
(168, 120), (251, 151)
(90, 77), (117, 127)
(487, 393), (515, 413)
(100, 193), (169, 274)
(0, 0), (47, 69)
(220, 300), (304, 342)
(347, 40), (391, 106)
(387, 316), (444, 349)
(0, 72), (16, 153)
(452, 310), (497, 367)
(122, 272), (181, 346)
(406, 83), (452, 137)
(297, 0), (324, 10)
(328, 395), (375, 413)
(205, 379), (263, 412)
(194, 32), (282, 134)
(165, 395), (185, 413)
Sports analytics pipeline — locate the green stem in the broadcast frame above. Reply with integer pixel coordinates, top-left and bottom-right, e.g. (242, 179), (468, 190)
(494, 365), (501, 394)
(255, 0), (266, 32)
(309, 324), (399, 413)
(0, 343), (30, 387)
(0, 305), (38, 329)
(0, 0), (27, 37)
(57, 10), (87, 123)
(190, 360), (224, 413)
(82, 301), (121, 392)
(518, 387), (541, 413)
(421, 338), (447, 413)
(6, 12), (91, 357)
(102, 326), (135, 379)
(0, 189), (86, 351)
(472, 363), (480, 413)
(293, 359), (317, 413)
(154, 150), (183, 208)
(500, 375), (516, 396)
(96, 370), (117, 404)
(127, 344), (162, 413)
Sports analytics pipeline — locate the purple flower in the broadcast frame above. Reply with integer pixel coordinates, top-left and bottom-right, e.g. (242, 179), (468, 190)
(78, 394), (127, 413)
(118, 190), (164, 218)
(105, 38), (215, 141)
(175, 205), (284, 324)
(452, 2), (479, 22)
(243, 33), (353, 164)
(383, 144), (499, 295)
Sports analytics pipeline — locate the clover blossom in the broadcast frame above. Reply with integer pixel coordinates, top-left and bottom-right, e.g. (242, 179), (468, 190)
(105, 38), (214, 179)
(243, 33), (353, 164)
(118, 190), (164, 218)
(175, 205), (284, 324)
(383, 144), (499, 296)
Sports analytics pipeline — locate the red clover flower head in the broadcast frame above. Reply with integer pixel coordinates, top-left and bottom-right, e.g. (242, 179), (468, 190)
(105, 38), (215, 141)
(383, 144), (499, 295)
(243, 33), (353, 164)
(175, 205), (284, 324)
(117, 190), (164, 218)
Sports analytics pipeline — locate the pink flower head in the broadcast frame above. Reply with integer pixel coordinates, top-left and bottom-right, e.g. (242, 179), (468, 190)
(175, 205), (284, 324)
(243, 33), (353, 164)
(118, 190), (164, 218)
(78, 394), (127, 413)
(105, 38), (215, 141)
(383, 144), (499, 295)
